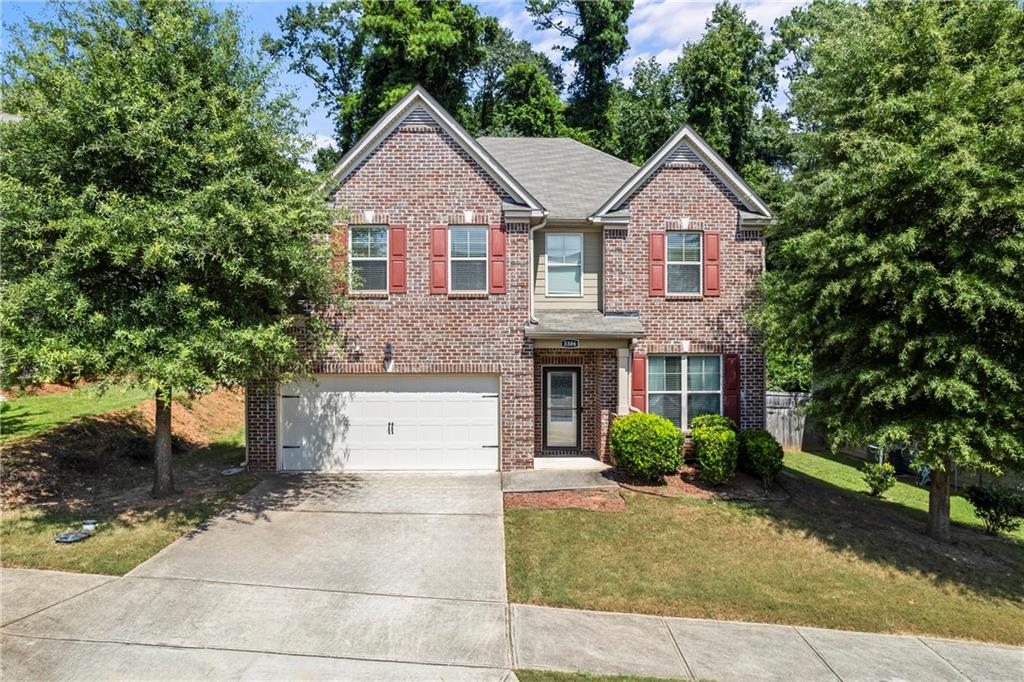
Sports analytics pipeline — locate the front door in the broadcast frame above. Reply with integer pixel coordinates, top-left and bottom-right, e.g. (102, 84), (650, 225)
(543, 367), (581, 449)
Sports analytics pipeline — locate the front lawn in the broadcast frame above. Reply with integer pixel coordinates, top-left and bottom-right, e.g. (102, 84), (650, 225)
(784, 450), (1024, 541)
(1, 383), (150, 442)
(1, 431), (258, 575)
(505, 475), (1024, 645)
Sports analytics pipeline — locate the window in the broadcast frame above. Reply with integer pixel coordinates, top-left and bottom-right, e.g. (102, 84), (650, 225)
(545, 233), (583, 296)
(350, 226), (388, 291)
(648, 354), (721, 428)
(449, 226), (488, 292)
(666, 231), (702, 295)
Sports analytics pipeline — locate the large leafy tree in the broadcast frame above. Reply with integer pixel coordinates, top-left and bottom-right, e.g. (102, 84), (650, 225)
(261, 1), (364, 157)
(527, 0), (633, 145)
(611, 57), (681, 164)
(670, 2), (782, 179)
(757, 0), (1024, 541)
(265, 0), (487, 155)
(470, 19), (563, 134)
(1, 0), (343, 496)
(485, 62), (566, 137)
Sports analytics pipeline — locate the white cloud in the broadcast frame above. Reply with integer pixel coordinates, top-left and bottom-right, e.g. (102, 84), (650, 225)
(300, 134), (337, 171)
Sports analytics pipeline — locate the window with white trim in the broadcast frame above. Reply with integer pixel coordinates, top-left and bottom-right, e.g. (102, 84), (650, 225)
(449, 226), (488, 292)
(350, 226), (388, 291)
(666, 231), (702, 295)
(546, 233), (583, 296)
(648, 354), (722, 428)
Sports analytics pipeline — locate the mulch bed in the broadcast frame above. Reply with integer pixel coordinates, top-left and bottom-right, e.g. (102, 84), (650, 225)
(504, 488), (627, 512)
(613, 464), (789, 502)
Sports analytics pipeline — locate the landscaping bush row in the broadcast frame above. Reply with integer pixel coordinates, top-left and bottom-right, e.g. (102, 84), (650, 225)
(610, 412), (783, 489)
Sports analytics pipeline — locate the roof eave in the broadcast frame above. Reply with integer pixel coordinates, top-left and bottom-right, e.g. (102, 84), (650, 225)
(325, 86), (544, 212)
(591, 124), (773, 221)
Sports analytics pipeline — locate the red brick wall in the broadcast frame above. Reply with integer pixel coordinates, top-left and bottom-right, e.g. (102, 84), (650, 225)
(605, 160), (766, 430)
(245, 119), (535, 471)
(245, 130), (766, 472)
(533, 349), (617, 461)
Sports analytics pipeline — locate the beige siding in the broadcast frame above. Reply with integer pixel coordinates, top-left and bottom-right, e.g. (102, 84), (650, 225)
(534, 227), (602, 311)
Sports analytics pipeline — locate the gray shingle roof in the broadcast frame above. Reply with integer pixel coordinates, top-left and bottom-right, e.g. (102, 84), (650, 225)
(477, 137), (637, 220)
(525, 311), (645, 338)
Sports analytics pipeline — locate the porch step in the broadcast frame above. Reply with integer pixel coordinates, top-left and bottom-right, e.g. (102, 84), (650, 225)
(502, 468), (618, 493)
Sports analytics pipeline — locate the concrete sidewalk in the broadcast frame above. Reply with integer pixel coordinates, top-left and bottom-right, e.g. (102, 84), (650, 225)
(510, 603), (1023, 682)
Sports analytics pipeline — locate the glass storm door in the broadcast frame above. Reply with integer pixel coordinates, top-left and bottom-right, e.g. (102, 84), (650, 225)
(545, 368), (580, 448)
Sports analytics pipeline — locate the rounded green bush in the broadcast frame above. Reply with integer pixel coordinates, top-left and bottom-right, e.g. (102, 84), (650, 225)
(862, 461), (896, 497)
(689, 414), (738, 433)
(739, 429), (784, 489)
(610, 412), (684, 480)
(693, 424), (738, 485)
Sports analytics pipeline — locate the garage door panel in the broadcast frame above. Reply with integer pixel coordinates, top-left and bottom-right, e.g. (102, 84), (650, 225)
(279, 374), (499, 471)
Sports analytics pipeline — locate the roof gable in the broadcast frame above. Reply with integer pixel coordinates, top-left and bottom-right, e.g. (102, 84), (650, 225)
(328, 86), (543, 213)
(592, 125), (772, 221)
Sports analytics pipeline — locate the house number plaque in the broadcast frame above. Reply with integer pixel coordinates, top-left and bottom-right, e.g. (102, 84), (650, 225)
(560, 339), (580, 349)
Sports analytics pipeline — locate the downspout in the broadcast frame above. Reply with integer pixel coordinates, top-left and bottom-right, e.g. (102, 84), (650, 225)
(528, 215), (549, 324)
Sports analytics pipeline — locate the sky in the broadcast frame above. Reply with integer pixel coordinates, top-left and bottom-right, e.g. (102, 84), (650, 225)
(1, 0), (804, 153)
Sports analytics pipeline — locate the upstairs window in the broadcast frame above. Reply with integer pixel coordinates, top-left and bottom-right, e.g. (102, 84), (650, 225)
(546, 233), (583, 296)
(350, 226), (388, 292)
(666, 231), (702, 295)
(449, 226), (488, 292)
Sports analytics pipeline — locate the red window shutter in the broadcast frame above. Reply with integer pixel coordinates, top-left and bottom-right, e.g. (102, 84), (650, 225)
(333, 223), (348, 293)
(429, 224), (448, 294)
(488, 223), (506, 294)
(649, 231), (665, 296)
(724, 353), (741, 427)
(388, 224), (407, 293)
(704, 232), (720, 297)
(631, 352), (647, 412)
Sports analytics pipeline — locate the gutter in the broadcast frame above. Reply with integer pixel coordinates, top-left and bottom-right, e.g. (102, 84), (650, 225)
(527, 214), (549, 324)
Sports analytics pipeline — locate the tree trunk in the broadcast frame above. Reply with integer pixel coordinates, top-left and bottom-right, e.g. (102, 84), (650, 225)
(152, 390), (175, 498)
(927, 458), (952, 542)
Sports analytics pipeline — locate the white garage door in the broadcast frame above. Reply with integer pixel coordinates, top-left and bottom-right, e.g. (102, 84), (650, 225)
(279, 374), (500, 471)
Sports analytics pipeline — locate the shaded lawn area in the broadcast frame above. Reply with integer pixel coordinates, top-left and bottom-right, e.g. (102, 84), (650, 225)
(1, 431), (258, 575)
(1, 383), (150, 442)
(784, 450), (1024, 542)
(516, 671), (694, 682)
(505, 475), (1024, 645)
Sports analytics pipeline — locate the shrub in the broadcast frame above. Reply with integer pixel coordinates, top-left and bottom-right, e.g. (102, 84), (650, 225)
(964, 485), (1024, 536)
(862, 461), (896, 497)
(693, 424), (738, 485)
(689, 414), (738, 433)
(739, 429), (784, 490)
(610, 412), (683, 480)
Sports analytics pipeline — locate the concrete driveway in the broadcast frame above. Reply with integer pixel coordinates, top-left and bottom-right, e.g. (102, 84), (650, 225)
(2, 473), (515, 680)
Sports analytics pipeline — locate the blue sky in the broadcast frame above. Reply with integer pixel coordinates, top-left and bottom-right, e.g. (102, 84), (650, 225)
(2, 0), (803, 150)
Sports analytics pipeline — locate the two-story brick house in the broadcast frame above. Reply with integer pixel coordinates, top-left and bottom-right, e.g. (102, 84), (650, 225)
(245, 86), (771, 472)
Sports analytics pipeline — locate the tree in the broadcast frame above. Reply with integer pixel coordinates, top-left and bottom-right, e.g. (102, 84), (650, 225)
(470, 19), (563, 134)
(756, 0), (1024, 541)
(261, 1), (364, 152)
(486, 62), (566, 137)
(611, 57), (681, 164)
(1, 0), (343, 496)
(527, 0), (633, 145)
(670, 2), (780, 173)
(265, 0), (488, 152)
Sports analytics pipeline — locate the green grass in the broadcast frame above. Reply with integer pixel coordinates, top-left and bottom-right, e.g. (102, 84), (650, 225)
(784, 450), (1024, 542)
(516, 671), (697, 682)
(1, 383), (150, 442)
(0, 431), (258, 575)
(505, 481), (1024, 645)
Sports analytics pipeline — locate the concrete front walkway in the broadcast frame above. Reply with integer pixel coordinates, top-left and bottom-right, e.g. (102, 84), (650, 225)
(2, 472), (1021, 681)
